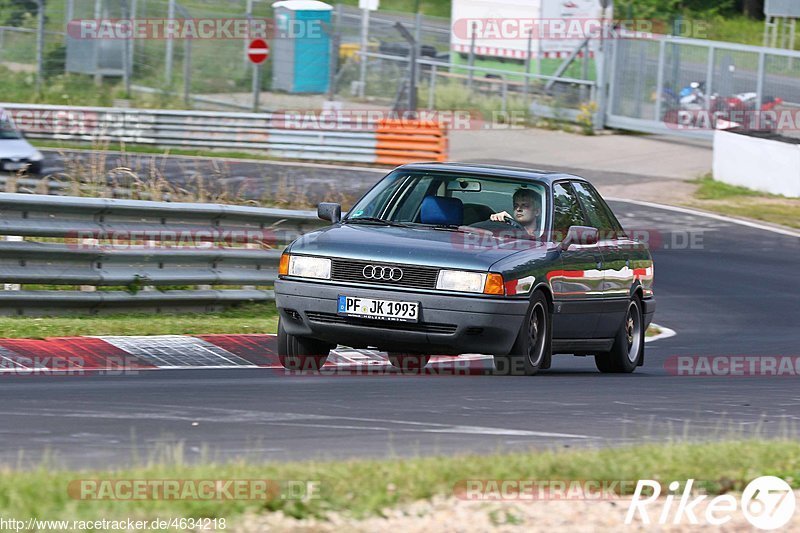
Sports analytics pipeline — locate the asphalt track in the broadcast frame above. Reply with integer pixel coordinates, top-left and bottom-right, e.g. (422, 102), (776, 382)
(1, 155), (799, 469)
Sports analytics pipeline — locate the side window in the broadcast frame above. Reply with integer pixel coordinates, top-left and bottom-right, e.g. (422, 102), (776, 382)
(393, 175), (438, 221)
(552, 182), (587, 240)
(571, 182), (625, 238)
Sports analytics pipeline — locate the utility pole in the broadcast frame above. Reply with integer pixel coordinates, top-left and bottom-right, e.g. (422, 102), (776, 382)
(36, 0), (44, 92)
(165, 0), (175, 86)
(183, 36), (192, 106)
(595, 0), (611, 130)
(121, 0), (131, 97)
(244, 0), (253, 69)
(358, 6), (369, 97)
(66, 0), (74, 26)
(395, 22), (417, 115)
(94, 0), (103, 85)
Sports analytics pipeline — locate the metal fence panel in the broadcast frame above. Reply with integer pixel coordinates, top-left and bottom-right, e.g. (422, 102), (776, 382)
(607, 35), (800, 139)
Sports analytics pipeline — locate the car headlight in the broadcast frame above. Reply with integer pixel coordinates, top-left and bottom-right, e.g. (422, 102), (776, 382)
(29, 150), (43, 162)
(436, 270), (504, 295)
(287, 255), (331, 280)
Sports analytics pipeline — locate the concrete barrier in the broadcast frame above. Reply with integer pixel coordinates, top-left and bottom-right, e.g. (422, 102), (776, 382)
(713, 129), (800, 198)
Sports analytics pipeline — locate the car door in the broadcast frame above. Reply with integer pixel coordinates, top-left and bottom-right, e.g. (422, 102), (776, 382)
(571, 181), (631, 338)
(550, 181), (605, 340)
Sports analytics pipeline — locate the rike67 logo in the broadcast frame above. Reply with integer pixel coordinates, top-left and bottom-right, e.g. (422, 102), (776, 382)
(626, 476), (796, 530)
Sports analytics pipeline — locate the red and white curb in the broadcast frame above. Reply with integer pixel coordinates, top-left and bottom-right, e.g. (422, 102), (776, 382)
(0, 334), (491, 374)
(0, 325), (671, 374)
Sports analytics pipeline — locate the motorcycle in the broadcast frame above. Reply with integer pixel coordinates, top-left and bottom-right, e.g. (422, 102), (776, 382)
(660, 82), (782, 131)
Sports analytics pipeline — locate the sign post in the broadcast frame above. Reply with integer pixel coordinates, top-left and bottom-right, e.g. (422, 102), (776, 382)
(357, 0), (379, 98)
(248, 38), (270, 112)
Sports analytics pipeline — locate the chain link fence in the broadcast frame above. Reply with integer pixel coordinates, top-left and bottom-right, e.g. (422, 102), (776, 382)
(607, 34), (800, 138)
(1, 1), (595, 123)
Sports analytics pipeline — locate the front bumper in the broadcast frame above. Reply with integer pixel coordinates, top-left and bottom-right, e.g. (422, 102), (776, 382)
(275, 279), (529, 355)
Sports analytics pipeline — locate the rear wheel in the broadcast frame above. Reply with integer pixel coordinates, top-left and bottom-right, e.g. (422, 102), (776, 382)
(495, 291), (551, 376)
(595, 296), (644, 373)
(388, 353), (430, 373)
(277, 318), (334, 371)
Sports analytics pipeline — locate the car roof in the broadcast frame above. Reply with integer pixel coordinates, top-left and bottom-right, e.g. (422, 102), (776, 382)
(395, 162), (590, 185)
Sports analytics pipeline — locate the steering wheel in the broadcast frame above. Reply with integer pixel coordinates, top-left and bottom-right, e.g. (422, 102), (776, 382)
(503, 215), (526, 231)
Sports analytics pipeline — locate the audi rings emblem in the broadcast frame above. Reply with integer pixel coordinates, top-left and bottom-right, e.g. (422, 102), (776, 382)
(362, 265), (403, 281)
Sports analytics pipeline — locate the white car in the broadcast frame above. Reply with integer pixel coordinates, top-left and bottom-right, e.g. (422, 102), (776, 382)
(0, 109), (43, 174)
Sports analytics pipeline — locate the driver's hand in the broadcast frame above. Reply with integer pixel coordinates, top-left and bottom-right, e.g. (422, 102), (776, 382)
(490, 211), (512, 222)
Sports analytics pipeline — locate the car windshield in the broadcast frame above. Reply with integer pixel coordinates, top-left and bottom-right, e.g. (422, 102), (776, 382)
(0, 118), (22, 139)
(346, 171), (548, 238)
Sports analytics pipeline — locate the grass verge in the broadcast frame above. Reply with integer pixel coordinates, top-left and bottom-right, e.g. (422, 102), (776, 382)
(685, 176), (800, 229)
(0, 439), (797, 528)
(0, 303), (278, 338)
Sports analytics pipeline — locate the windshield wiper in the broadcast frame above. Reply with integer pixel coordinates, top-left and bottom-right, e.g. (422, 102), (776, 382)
(342, 217), (411, 228)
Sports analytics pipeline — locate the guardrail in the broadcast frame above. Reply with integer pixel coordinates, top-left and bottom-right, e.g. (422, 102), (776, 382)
(1, 103), (448, 165)
(0, 193), (325, 315)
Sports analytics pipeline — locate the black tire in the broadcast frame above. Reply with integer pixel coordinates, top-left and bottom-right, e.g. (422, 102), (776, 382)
(494, 291), (551, 376)
(277, 318), (334, 371)
(26, 161), (42, 175)
(388, 353), (430, 374)
(595, 295), (644, 373)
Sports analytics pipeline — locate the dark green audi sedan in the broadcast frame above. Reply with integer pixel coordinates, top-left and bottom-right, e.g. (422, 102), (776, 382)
(275, 163), (655, 375)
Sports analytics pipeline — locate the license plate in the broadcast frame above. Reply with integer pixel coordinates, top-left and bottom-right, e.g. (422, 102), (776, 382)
(3, 162), (24, 170)
(338, 295), (419, 322)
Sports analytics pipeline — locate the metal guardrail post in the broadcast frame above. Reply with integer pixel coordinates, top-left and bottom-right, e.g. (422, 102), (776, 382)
(524, 30), (532, 97)
(501, 79), (507, 115)
(756, 50), (766, 111)
(467, 23), (476, 92)
(184, 37), (192, 107)
(654, 39), (667, 121)
(2, 236), (22, 292)
(35, 0), (44, 93)
(705, 46), (715, 111)
(428, 64), (437, 110)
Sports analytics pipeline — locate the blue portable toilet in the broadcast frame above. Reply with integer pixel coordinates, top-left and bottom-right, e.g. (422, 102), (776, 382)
(271, 0), (332, 93)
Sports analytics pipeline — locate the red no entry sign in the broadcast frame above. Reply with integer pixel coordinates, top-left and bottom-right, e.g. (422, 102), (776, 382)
(248, 39), (269, 64)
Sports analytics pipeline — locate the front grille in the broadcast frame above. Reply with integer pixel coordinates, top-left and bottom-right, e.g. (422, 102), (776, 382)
(330, 258), (439, 290)
(306, 311), (457, 335)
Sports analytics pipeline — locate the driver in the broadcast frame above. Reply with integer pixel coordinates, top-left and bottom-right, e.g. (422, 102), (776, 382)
(489, 187), (542, 236)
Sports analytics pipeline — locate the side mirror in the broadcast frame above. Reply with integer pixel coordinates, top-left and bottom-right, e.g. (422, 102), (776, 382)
(560, 226), (598, 250)
(318, 202), (341, 223)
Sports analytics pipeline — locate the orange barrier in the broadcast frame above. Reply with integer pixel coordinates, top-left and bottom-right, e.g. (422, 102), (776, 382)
(375, 119), (448, 165)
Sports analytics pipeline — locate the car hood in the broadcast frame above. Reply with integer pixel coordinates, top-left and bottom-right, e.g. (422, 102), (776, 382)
(0, 138), (39, 159)
(288, 224), (549, 271)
